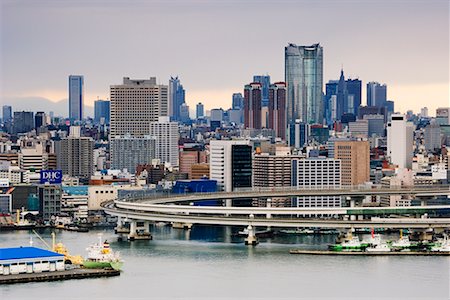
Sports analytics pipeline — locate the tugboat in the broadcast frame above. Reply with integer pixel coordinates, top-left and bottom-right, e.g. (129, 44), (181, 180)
(329, 234), (368, 251)
(431, 235), (450, 252)
(83, 234), (123, 271)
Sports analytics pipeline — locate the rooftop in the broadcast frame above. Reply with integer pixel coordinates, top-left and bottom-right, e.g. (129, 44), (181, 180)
(0, 247), (63, 261)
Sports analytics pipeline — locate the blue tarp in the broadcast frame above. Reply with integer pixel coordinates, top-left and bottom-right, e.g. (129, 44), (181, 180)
(0, 247), (63, 261)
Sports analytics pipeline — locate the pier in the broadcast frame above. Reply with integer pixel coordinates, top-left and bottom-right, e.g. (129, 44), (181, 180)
(0, 268), (120, 285)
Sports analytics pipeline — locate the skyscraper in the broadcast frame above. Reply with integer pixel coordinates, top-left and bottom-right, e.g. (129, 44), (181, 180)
(387, 114), (414, 169)
(268, 82), (287, 139)
(2, 106), (12, 123)
(367, 82), (387, 107)
(94, 100), (110, 124)
(169, 76), (185, 122)
(244, 82), (262, 129)
(232, 93), (244, 110)
(285, 43), (323, 125)
(196, 102), (204, 119)
(110, 135), (156, 173)
(253, 75), (271, 107)
(56, 131), (94, 179)
(68, 75), (84, 122)
(149, 116), (179, 167)
(334, 140), (370, 186)
(110, 77), (168, 137)
(13, 111), (34, 134)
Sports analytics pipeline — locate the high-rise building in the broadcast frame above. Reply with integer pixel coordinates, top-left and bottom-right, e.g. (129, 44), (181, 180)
(209, 140), (251, 193)
(334, 140), (370, 186)
(169, 76), (186, 122)
(367, 82), (387, 108)
(385, 100), (395, 114)
(19, 140), (49, 172)
(288, 121), (309, 149)
(69, 75), (84, 122)
(348, 120), (369, 138)
(196, 102), (204, 119)
(56, 133), (94, 179)
(34, 112), (46, 129)
(253, 75), (271, 107)
(291, 158), (341, 210)
(424, 120), (441, 152)
(244, 82), (262, 129)
(38, 185), (61, 222)
(363, 114), (385, 137)
(2, 106), (12, 123)
(387, 114), (414, 169)
(179, 103), (190, 124)
(149, 116), (179, 167)
(110, 77), (168, 137)
(232, 93), (244, 110)
(110, 135), (156, 173)
(268, 82), (287, 139)
(436, 107), (450, 125)
(13, 111), (34, 134)
(346, 79), (362, 116)
(179, 148), (208, 179)
(285, 43), (323, 125)
(94, 100), (110, 124)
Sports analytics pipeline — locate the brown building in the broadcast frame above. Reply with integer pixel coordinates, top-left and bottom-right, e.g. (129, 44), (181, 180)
(334, 140), (370, 186)
(179, 149), (207, 179)
(244, 82), (262, 129)
(268, 82), (287, 140)
(190, 163), (210, 180)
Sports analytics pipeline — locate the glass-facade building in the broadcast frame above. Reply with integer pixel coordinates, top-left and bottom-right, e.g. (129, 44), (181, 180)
(231, 145), (252, 190)
(69, 75), (84, 122)
(169, 76), (185, 122)
(253, 75), (271, 107)
(94, 100), (110, 124)
(285, 43), (323, 125)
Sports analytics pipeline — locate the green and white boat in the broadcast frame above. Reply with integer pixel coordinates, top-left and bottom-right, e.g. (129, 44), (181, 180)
(83, 235), (123, 271)
(329, 236), (369, 251)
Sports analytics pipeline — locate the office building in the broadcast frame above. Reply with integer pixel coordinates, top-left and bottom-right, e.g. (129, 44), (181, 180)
(334, 140), (370, 186)
(292, 158), (341, 209)
(2, 105), (12, 123)
(169, 76), (185, 122)
(13, 111), (34, 134)
(387, 114), (414, 169)
(38, 184), (62, 222)
(56, 133), (94, 179)
(268, 82), (287, 139)
(348, 120), (369, 138)
(34, 112), (46, 129)
(253, 75), (271, 107)
(244, 82), (262, 129)
(110, 135), (156, 173)
(209, 140), (251, 192)
(253, 153), (292, 188)
(285, 43), (323, 125)
(19, 140), (49, 172)
(179, 148), (208, 178)
(424, 120), (441, 152)
(196, 102), (204, 119)
(436, 107), (450, 125)
(210, 109), (224, 122)
(68, 75), (84, 122)
(363, 114), (385, 137)
(149, 117), (179, 167)
(179, 103), (190, 124)
(288, 121), (309, 149)
(385, 100), (395, 114)
(232, 93), (244, 110)
(94, 100), (110, 124)
(110, 77), (168, 137)
(191, 163), (210, 179)
(367, 82), (387, 108)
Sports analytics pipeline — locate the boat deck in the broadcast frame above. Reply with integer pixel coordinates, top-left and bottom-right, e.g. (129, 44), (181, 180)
(289, 249), (450, 256)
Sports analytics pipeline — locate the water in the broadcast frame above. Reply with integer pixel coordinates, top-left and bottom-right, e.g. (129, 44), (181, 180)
(1, 226), (449, 300)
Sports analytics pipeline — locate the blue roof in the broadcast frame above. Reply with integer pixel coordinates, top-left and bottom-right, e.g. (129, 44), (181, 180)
(0, 247), (64, 261)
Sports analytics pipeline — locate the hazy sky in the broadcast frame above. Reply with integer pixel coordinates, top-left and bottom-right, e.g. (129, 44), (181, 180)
(0, 0), (449, 117)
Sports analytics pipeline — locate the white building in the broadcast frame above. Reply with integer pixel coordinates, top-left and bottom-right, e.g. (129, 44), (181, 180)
(110, 135), (156, 173)
(0, 247), (65, 275)
(209, 139), (251, 192)
(387, 114), (414, 169)
(88, 185), (118, 211)
(19, 141), (49, 172)
(150, 117), (179, 167)
(291, 157), (342, 210)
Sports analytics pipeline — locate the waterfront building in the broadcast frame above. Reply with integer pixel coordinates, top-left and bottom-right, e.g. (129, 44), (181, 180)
(209, 140), (251, 192)
(110, 135), (156, 173)
(244, 82), (262, 129)
(69, 75), (84, 122)
(366, 82), (387, 108)
(196, 102), (204, 119)
(387, 114), (414, 169)
(0, 247), (64, 275)
(87, 185), (118, 211)
(94, 100), (110, 124)
(169, 76), (185, 122)
(110, 77), (168, 137)
(38, 184), (62, 222)
(268, 82), (287, 140)
(334, 140), (370, 186)
(13, 111), (34, 134)
(149, 117), (179, 167)
(291, 157), (341, 210)
(56, 130), (94, 179)
(61, 186), (89, 220)
(285, 43), (323, 125)
(253, 75), (271, 107)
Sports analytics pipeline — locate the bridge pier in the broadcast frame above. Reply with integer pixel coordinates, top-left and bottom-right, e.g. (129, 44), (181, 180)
(128, 220), (152, 241)
(244, 225), (259, 246)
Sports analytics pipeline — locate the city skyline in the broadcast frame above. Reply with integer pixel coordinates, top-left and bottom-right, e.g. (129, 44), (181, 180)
(0, 0), (448, 116)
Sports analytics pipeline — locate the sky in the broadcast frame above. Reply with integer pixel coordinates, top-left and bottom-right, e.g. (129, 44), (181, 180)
(0, 0), (449, 117)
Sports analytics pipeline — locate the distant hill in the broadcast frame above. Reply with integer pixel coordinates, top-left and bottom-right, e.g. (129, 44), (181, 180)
(1, 97), (94, 118)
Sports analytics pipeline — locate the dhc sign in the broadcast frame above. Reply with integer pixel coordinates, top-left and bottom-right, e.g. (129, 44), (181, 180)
(40, 170), (63, 184)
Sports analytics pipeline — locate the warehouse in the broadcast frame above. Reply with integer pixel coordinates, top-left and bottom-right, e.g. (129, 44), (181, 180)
(0, 247), (64, 275)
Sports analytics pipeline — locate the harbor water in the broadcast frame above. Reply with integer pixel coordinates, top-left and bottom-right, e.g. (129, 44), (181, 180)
(1, 226), (449, 300)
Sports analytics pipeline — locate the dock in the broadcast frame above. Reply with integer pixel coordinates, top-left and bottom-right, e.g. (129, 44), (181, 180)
(289, 249), (450, 256)
(0, 268), (120, 285)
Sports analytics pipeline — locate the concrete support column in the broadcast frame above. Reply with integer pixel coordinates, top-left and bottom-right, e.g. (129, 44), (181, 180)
(128, 220), (152, 241)
(244, 225), (259, 246)
(266, 198), (272, 219)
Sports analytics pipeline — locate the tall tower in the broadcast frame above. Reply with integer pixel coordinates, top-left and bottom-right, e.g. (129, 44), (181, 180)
(169, 76), (185, 122)
(244, 82), (262, 129)
(253, 75), (271, 107)
(367, 82), (387, 107)
(387, 114), (414, 169)
(285, 43), (323, 125)
(69, 75), (84, 122)
(334, 140), (370, 186)
(94, 100), (110, 124)
(196, 102), (204, 119)
(268, 82), (287, 139)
